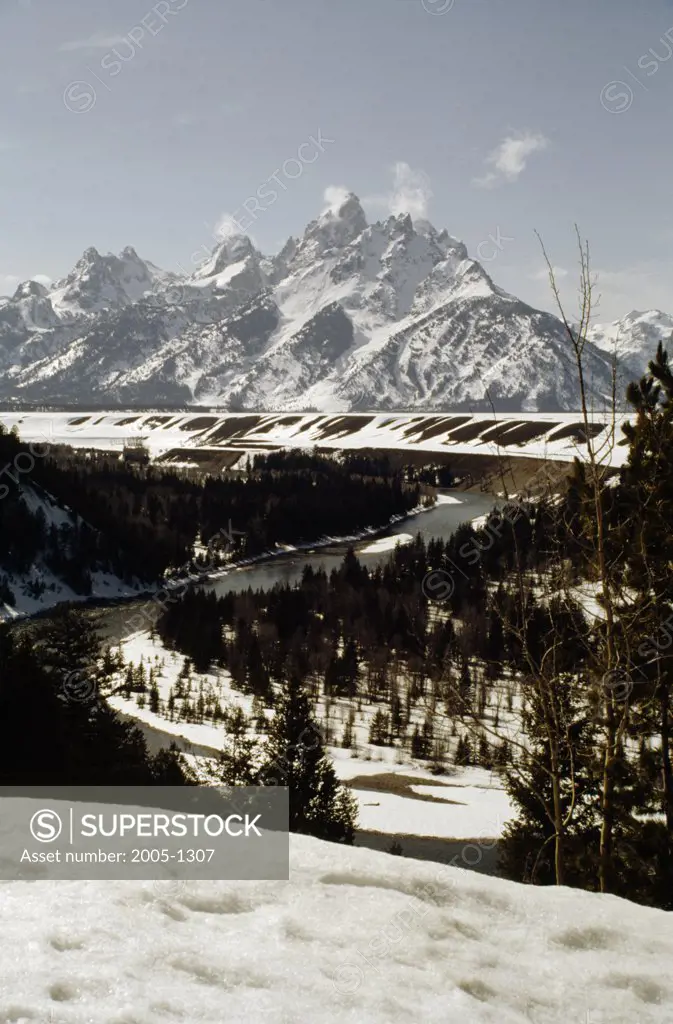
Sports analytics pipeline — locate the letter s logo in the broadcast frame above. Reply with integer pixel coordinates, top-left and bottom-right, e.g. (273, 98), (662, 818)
(30, 809), (63, 843)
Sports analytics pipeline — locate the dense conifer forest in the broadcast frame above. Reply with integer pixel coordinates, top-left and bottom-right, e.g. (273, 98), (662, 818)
(0, 432), (425, 600)
(0, 607), (189, 786)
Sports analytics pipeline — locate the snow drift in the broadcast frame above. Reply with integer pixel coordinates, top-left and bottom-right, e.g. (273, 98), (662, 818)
(1, 835), (670, 1023)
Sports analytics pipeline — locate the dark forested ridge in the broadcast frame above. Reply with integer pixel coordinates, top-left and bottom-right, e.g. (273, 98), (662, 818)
(0, 433), (426, 604)
(0, 607), (190, 786)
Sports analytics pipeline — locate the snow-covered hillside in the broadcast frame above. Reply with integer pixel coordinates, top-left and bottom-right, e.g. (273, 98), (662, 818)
(0, 194), (652, 411)
(0, 484), (150, 622)
(105, 628), (512, 845)
(1, 835), (670, 1023)
(588, 309), (673, 380)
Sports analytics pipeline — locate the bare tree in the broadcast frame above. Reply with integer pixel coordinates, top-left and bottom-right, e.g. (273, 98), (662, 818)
(537, 227), (632, 894)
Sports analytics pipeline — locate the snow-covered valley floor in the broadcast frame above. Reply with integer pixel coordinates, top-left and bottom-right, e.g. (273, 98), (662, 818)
(0, 409), (628, 467)
(107, 630), (513, 846)
(1, 834), (671, 1024)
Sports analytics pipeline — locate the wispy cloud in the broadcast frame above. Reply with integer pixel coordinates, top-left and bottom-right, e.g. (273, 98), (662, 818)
(59, 32), (126, 52)
(389, 161), (433, 218)
(473, 132), (549, 188)
(0, 273), (52, 297)
(322, 186), (352, 215)
(364, 161), (433, 219)
(214, 213), (241, 241)
(0, 275), (20, 296)
(214, 213), (257, 247)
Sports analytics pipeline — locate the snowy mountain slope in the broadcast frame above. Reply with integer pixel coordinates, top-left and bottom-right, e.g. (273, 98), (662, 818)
(0, 194), (661, 411)
(49, 245), (175, 316)
(1, 834), (670, 1023)
(0, 483), (149, 621)
(588, 309), (673, 380)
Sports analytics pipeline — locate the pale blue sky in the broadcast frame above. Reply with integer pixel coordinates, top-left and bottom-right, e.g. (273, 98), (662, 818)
(2, 0), (672, 320)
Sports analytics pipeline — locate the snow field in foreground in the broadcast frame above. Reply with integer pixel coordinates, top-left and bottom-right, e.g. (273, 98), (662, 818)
(0, 835), (670, 1024)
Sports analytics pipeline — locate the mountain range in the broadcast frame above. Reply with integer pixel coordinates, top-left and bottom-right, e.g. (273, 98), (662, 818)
(1, 194), (670, 411)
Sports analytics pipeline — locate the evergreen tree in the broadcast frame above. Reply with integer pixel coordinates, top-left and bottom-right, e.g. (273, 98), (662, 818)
(151, 743), (193, 784)
(341, 708), (356, 748)
(219, 707), (258, 785)
(149, 672), (161, 714)
(32, 607), (105, 696)
(369, 709), (390, 746)
(0, 624), (189, 787)
(258, 676), (358, 843)
(455, 734), (473, 767)
(616, 341), (673, 905)
(246, 634), (272, 701)
(499, 671), (596, 887)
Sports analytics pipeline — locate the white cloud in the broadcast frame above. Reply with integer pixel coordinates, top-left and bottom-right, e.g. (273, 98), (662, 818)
(214, 213), (242, 241)
(473, 132), (549, 188)
(213, 214), (257, 248)
(0, 275), (20, 296)
(0, 273), (52, 297)
(364, 162), (433, 220)
(388, 161), (433, 218)
(322, 186), (351, 215)
(59, 33), (127, 52)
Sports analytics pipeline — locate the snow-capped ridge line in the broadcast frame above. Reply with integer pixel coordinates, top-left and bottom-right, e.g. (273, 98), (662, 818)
(1, 195), (669, 410)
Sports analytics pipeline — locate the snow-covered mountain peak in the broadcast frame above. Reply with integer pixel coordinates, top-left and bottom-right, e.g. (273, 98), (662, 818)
(5, 279), (60, 334)
(81, 245), (101, 264)
(440, 230), (469, 258)
(12, 279), (49, 301)
(297, 192), (368, 263)
(324, 190), (367, 230)
(384, 211), (414, 235)
(191, 234), (259, 282)
(186, 236), (266, 303)
(2, 194), (671, 410)
(411, 216), (434, 235)
(50, 245), (164, 314)
(393, 216), (467, 258)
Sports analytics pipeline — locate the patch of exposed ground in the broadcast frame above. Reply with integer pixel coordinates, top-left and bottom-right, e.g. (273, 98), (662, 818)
(347, 773), (465, 805)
